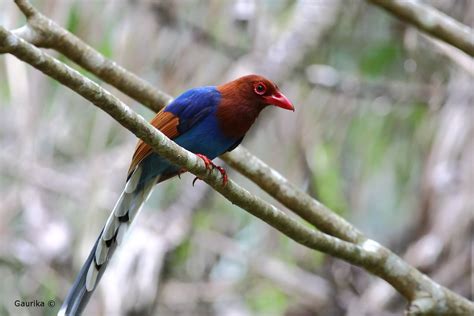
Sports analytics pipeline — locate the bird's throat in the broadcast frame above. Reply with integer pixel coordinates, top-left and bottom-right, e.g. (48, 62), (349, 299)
(215, 102), (263, 139)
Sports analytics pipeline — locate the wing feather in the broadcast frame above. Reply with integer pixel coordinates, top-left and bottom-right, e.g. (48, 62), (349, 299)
(127, 110), (180, 177)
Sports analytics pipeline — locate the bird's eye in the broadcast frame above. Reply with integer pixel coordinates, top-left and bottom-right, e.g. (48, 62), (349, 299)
(254, 82), (267, 95)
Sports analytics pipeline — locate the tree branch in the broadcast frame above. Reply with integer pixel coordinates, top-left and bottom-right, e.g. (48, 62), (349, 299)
(368, 0), (474, 56)
(1, 25), (473, 315)
(222, 147), (364, 243)
(10, 0), (171, 112)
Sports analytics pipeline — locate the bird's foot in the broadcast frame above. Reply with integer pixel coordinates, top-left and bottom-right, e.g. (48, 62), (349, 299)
(193, 154), (228, 186)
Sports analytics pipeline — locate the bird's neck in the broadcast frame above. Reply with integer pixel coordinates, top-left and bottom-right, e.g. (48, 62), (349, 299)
(215, 88), (265, 139)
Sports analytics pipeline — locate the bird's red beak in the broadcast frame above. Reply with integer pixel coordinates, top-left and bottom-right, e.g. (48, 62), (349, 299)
(264, 91), (295, 111)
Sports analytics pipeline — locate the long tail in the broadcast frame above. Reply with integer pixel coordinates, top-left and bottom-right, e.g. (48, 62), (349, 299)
(59, 168), (157, 316)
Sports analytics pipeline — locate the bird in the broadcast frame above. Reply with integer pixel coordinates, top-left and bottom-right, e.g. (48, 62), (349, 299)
(58, 74), (294, 315)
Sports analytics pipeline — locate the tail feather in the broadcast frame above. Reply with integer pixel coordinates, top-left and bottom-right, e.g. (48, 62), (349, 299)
(59, 168), (156, 316)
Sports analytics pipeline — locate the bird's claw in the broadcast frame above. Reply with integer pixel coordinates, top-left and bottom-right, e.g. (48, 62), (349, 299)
(193, 154), (228, 186)
(177, 168), (187, 179)
(214, 165), (228, 185)
(192, 176), (201, 186)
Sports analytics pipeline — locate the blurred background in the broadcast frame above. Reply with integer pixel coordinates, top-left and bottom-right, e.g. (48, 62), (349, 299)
(0, 0), (472, 315)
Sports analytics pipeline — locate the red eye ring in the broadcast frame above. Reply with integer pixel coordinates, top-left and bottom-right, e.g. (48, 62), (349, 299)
(254, 82), (267, 95)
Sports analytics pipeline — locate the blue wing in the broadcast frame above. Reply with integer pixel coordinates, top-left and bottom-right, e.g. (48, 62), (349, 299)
(165, 86), (239, 158)
(166, 86), (221, 135)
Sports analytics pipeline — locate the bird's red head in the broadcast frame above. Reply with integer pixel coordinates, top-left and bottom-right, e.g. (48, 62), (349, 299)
(216, 74), (294, 138)
(218, 74), (294, 112)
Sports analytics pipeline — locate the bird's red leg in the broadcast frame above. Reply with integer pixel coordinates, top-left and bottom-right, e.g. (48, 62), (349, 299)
(193, 154), (228, 186)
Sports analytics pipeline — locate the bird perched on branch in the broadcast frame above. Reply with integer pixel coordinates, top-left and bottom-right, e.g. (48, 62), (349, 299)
(59, 74), (294, 315)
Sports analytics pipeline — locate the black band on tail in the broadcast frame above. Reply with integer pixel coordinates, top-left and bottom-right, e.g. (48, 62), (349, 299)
(58, 229), (118, 316)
